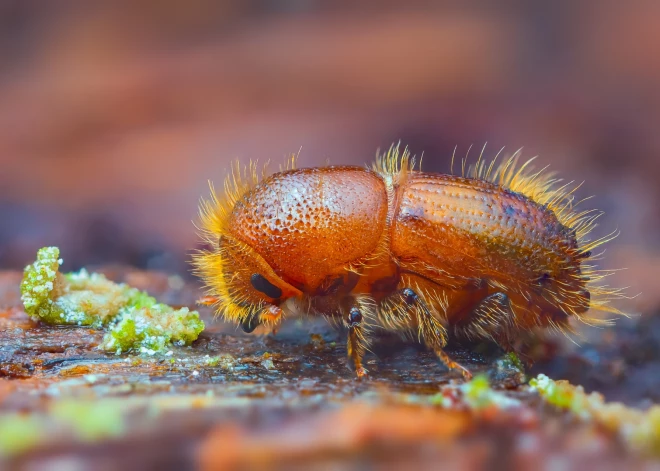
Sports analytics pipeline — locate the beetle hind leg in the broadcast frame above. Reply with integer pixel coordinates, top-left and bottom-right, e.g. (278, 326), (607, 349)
(453, 292), (515, 344)
(453, 292), (532, 367)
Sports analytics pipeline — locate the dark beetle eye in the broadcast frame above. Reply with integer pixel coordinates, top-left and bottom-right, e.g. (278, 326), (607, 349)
(250, 273), (282, 299)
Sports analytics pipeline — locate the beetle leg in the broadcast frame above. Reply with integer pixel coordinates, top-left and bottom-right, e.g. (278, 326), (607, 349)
(239, 304), (284, 334)
(344, 298), (370, 378)
(259, 304), (283, 324)
(454, 292), (514, 344)
(404, 288), (473, 380)
(454, 292), (533, 367)
(240, 313), (260, 333)
(379, 288), (472, 380)
(196, 295), (219, 306)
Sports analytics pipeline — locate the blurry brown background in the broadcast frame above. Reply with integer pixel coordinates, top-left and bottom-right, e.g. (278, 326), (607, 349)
(0, 1), (658, 312)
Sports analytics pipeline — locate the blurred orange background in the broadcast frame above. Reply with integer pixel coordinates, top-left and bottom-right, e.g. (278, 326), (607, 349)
(0, 1), (657, 311)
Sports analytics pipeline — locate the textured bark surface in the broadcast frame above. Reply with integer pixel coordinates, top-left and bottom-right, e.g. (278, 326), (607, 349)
(0, 269), (654, 469)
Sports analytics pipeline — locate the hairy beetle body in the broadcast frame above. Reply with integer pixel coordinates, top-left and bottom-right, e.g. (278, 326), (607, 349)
(194, 147), (624, 378)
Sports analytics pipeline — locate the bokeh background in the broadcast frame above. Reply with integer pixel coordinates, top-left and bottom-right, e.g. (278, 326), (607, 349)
(1, 1), (658, 313)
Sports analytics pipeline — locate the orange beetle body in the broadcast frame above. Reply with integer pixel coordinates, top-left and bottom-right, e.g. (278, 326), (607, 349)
(194, 147), (622, 378)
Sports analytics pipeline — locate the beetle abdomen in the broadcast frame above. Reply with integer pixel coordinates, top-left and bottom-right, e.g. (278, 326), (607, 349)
(391, 173), (579, 287)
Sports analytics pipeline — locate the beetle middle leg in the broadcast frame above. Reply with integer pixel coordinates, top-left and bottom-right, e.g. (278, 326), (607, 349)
(378, 288), (472, 380)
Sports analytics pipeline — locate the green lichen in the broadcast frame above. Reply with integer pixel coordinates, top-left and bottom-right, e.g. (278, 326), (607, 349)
(530, 374), (660, 456)
(204, 355), (221, 367)
(20, 246), (73, 324)
(21, 247), (142, 327)
(124, 289), (158, 309)
(51, 400), (125, 441)
(628, 407), (660, 456)
(101, 304), (204, 354)
(491, 352), (526, 385)
(61, 270), (140, 327)
(213, 353), (237, 370)
(0, 400), (126, 458)
(0, 393), (251, 458)
(460, 374), (520, 410)
(20, 246), (204, 355)
(461, 374), (492, 409)
(500, 352), (524, 372)
(413, 375), (522, 410)
(529, 373), (579, 411)
(0, 414), (48, 457)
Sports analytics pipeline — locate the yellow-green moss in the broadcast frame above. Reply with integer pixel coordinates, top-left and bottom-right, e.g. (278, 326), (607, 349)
(51, 401), (125, 441)
(0, 414), (48, 457)
(460, 374), (520, 410)
(462, 375), (492, 408)
(530, 374), (660, 456)
(424, 374), (520, 409)
(628, 407), (660, 456)
(529, 374), (580, 412)
(21, 247), (149, 327)
(20, 247), (76, 325)
(499, 352), (524, 372)
(204, 355), (221, 367)
(20, 246), (204, 354)
(0, 400), (126, 458)
(102, 304), (205, 354)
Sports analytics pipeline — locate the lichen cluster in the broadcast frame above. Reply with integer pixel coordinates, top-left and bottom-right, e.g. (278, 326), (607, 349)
(0, 400), (126, 457)
(422, 374), (521, 411)
(102, 304), (205, 355)
(460, 374), (520, 410)
(20, 247), (204, 354)
(531, 374), (660, 456)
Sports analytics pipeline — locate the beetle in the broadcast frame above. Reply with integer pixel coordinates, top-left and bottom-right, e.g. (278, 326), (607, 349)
(193, 145), (623, 378)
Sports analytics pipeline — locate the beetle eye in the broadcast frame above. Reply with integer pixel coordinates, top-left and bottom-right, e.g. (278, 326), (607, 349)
(250, 273), (282, 299)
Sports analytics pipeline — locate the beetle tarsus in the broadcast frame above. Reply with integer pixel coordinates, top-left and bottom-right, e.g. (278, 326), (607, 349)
(434, 348), (473, 380)
(355, 365), (368, 378)
(196, 295), (219, 306)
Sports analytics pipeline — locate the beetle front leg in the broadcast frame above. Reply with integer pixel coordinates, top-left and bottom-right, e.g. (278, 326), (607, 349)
(239, 304), (284, 334)
(344, 299), (370, 378)
(196, 295), (219, 306)
(312, 295), (371, 378)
